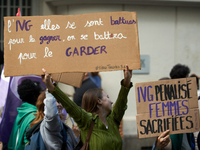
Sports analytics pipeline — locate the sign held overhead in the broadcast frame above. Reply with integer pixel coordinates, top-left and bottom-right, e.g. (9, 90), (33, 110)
(135, 77), (200, 138)
(4, 11), (140, 77)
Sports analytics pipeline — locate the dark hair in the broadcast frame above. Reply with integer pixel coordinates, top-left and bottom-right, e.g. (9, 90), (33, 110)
(190, 74), (199, 88)
(82, 88), (103, 113)
(0, 50), (3, 65)
(170, 64), (190, 79)
(159, 77), (170, 81)
(17, 79), (43, 105)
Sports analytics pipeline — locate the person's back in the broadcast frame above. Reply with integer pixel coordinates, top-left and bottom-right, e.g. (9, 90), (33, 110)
(169, 64), (195, 150)
(8, 79), (43, 150)
(73, 73), (98, 107)
(40, 91), (77, 150)
(89, 72), (102, 88)
(152, 64), (194, 150)
(25, 90), (77, 150)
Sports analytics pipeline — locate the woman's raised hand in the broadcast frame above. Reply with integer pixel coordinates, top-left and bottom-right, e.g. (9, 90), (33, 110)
(123, 65), (132, 88)
(155, 130), (171, 149)
(42, 68), (55, 92)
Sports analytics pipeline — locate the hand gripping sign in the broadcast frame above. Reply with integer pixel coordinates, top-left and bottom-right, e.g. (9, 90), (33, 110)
(4, 11), (140, 77)
(135, 77), (200, 138)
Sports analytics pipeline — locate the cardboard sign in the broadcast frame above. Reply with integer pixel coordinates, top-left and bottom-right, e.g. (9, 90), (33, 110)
(4, 11), (140, 77)
(51, 72), (84, 88)
(135, 77), (200, 138)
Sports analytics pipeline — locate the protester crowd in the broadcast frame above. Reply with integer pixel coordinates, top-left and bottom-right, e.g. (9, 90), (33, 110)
(0, 63), (200, 150)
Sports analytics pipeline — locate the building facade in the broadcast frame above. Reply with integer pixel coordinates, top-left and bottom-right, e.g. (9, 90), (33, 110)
(1, 0), (200, 149)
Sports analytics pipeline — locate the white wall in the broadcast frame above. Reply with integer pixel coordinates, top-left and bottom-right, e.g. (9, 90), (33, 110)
(45, 3), (200, 136)
(123, 5), (177, 135)
(176, 7), (200, 72)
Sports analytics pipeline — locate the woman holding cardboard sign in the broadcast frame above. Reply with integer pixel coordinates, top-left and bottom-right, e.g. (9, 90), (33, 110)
(152, 64), (195, 150)
(41, 65), (132, 150)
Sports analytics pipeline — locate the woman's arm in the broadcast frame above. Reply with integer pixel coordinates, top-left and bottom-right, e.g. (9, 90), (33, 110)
(44, 90), (58, 119)
(51, 85), (92, 127)
(112, 65), (132, 123)
(42, 69), (92, 128)
(122, 65), (132, 88)
(43, 90), (62, 131)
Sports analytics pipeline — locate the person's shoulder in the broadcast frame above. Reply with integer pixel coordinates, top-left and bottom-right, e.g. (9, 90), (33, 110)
(83, 78), (98, 88)
(170, 133), (184, 140)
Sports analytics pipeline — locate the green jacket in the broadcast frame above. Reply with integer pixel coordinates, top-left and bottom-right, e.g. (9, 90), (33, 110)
(170, 133), (194, 150)
(8, 103), (37, 150)
(52, 82), (132, 150)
